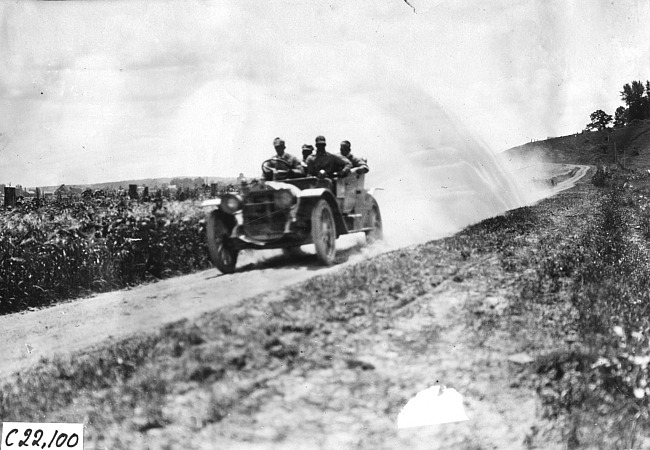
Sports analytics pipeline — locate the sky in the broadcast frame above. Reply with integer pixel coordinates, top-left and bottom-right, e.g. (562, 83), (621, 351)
(1, 0), (650, 187)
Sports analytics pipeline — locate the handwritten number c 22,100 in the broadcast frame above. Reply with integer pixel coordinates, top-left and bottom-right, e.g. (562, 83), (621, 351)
(4, 428), (80, 448)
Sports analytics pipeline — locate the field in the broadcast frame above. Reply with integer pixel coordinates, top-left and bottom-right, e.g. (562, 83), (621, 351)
(0, 196), (210, 314)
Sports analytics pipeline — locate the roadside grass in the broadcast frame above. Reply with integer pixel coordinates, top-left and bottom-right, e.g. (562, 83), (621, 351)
(505, 171), (650, 449)
(3, 169), (650, 448)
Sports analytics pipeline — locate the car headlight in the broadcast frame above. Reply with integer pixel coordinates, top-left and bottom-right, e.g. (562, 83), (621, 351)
(220, 194), (242, 214)
(275, 189), (296, 209)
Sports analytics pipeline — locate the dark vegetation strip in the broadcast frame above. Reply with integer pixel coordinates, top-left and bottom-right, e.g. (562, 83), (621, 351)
(0, 199), (210, 314)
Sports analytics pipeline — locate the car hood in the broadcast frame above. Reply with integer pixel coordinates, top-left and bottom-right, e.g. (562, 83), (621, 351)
(264, 181), (302, 197)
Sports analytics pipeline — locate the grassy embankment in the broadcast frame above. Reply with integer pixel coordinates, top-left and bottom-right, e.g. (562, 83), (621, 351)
(3, 165), (650, 448)
(508, 121), (650, 169)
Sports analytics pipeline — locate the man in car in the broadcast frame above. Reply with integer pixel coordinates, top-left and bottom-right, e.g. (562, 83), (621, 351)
(301, 144), (314, 169)
(262, 137), (305, 180)
(306, 135), (351, 178)
(340, 140), (369, 174)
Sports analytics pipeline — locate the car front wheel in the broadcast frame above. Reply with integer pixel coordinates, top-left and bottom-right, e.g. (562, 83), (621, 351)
(207, 211), (239, 274)
(311, 200), (336, 265)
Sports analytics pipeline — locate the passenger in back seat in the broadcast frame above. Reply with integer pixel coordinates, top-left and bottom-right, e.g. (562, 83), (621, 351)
(305, 135), (352, 178)
(340, 140), (369, 175)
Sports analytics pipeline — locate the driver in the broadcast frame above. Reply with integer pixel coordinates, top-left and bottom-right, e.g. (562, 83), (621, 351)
(306, 135), (351, 178)
(301, 144), (314, 168)
(262, 137), (305, 180)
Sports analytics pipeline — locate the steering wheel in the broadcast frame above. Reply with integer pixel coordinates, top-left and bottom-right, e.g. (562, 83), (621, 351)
(261, 158), (292, 180)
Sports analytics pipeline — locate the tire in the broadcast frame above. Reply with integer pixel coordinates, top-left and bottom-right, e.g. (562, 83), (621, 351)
(365, 203), (383, 244)
(206, 211), (239, 274)
(311, 200), (337, 266)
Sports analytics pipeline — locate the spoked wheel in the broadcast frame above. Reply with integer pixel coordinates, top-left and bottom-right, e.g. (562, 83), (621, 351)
(365, 203), (383, 244)
(311, 200), (337, 265)
(206, 211), (239, 274)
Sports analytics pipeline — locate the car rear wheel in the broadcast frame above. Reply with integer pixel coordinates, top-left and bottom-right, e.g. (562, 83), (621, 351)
(365, 203), (383, 244)
(311, 200), (336, 265)
(207, 211), (239, 274)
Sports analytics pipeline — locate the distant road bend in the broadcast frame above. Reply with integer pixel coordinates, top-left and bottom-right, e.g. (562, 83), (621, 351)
(0, 164), (590, 379)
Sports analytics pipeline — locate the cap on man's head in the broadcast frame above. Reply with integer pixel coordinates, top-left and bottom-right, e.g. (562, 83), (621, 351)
(302, 144), (314, 151)
(315, 136), (326, 144)
(341, 140), (351, 147)
(273, 137), (285, 146)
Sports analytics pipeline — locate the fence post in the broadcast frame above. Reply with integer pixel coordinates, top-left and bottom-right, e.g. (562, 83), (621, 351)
(4, 186), (16, 208)
(128, 184), (139, 200)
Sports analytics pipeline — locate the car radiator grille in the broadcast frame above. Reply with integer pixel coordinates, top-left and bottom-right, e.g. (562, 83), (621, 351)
(242, 192), (288, 239)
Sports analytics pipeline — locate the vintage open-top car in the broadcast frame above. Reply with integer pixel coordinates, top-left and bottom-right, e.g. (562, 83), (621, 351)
(201, 157), (383, 273)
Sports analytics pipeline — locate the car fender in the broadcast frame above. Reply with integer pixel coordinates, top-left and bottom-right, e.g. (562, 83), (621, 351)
(297, 189), (348, 235)
(200, 198), (221, 211)
(366, 187), (384, 197)
(298, 188), (329, 198)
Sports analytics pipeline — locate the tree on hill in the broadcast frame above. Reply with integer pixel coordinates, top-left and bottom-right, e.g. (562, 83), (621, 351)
(620, 80), (650, 122)
(614, 106), (628, 128)
(585, 109), (613, 131)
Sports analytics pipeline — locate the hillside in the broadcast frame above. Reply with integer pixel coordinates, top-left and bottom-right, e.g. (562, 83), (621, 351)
(82, 177), (239, 190)
(33, 176), (238, 192)
(505, 121), (650, 169)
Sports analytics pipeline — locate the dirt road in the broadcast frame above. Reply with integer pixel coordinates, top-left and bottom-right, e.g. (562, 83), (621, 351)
(0, 236), (370, 379)
(0, 164), (589, 381)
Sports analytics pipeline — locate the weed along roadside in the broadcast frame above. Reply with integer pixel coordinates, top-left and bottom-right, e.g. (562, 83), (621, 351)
(3, 167), (650, 448)
(513, 174), (650, 449)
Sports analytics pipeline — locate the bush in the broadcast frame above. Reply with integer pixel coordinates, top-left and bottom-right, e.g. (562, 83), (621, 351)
(592, 165), (612, 187)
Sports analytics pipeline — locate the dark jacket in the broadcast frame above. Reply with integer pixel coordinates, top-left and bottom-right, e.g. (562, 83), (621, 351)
(306, 151), (352, 177)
